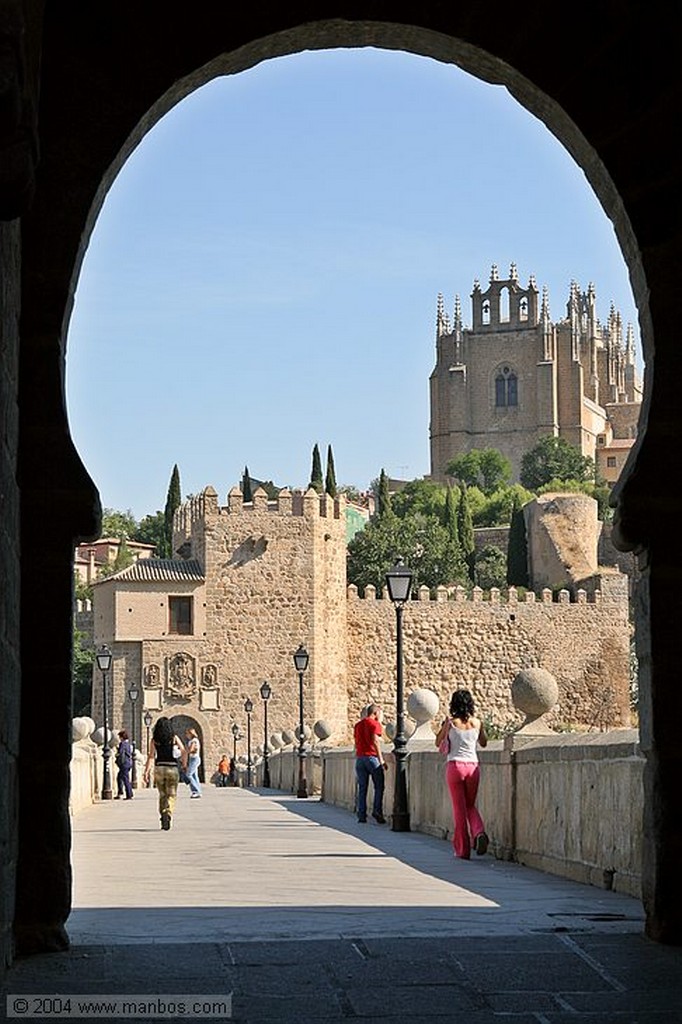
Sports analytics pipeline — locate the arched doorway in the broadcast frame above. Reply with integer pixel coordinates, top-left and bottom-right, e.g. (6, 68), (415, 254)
(170, 714), (206, 784)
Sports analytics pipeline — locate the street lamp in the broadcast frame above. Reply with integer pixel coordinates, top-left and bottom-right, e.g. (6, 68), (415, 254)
(293, 644), (309, 798)
(230, 722), (241, 786)
(96, 645), (113, 800)
(244, 697), (254, 787)
(143, 710), (153, 787)
(259, 681), (272, 788)
(128, 684), (139, 788)
(386, 557), (413, 832)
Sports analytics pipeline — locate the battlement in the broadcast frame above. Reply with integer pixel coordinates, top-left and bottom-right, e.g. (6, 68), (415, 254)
(347, 584), (602, 604)
(174, 485), (347, 536)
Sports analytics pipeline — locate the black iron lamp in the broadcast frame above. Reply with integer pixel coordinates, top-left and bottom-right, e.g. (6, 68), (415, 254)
(385, 557), (413, 831)
(293, 645), (309, 798)
(96, 645), (113, 800)
(259, 681), (272, 788)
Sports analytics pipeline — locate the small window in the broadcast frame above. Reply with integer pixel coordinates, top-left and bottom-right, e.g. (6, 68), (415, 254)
(169, 596), (192, 635)
(607, 456), (617, 468)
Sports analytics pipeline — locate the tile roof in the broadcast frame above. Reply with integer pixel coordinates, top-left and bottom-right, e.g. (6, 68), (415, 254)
(97, 559), (205, 583)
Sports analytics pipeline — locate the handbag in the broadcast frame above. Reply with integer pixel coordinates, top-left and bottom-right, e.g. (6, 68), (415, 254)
(438, 724), (451, 757)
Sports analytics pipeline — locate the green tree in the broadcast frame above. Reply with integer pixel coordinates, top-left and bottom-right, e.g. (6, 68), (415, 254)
(309, 444), (324, 493)
(347, 510), (468, 593)
(101, 508), (138, 540)
(136, 510), (165, 552)
(162, 464), (181, 559)
(472, 483), (535, 527)
(520, 435), (595, 491)
(325, 444), (337, 498)
(443, 484), (459, 547)
(242, 466), (253, 503)
(391, 478), (446, 520)
(72, 627), (94, 717)
(457, 484), (475, 581)
(446, 448), (511, 495)
(474, 544), (508, 590)
(506, 492), (529, 587)
(376, 468), (393, 520)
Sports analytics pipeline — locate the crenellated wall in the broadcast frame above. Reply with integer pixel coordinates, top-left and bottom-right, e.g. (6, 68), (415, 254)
(346, 578), (631, 736)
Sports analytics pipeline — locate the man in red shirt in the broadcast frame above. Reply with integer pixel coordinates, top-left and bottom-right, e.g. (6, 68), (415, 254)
(353, 704), (387, 824)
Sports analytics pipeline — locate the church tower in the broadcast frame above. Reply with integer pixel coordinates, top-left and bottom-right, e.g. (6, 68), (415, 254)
(429, 263), (642, 485)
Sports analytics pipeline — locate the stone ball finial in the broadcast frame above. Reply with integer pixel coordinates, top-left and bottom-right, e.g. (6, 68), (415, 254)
(281, 729), (295, 746)
(407, 688), (440, 725)
(313, 720), (332, 741)
(72, 717), (92, 742)
(511, 667), (559, 732)
(270, 732), (283, 749)
(406, 688), (441, 743)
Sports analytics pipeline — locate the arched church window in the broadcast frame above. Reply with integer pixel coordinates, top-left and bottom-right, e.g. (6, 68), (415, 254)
(495, 366), (518, 407)
(519, 297), (528, 322)
(482, 299), (490, 325)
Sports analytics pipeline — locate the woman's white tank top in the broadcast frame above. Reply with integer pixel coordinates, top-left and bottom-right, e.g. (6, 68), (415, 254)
(447, 724), (479, 762)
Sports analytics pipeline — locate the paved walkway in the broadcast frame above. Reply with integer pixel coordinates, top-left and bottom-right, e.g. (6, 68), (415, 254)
(4, 785), (682, 1022)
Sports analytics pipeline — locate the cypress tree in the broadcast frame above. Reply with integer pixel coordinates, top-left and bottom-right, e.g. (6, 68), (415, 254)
(163, 464), (181, 559)
(444, 483), (460, 547)
(457, 483), (475, 582)
(309, 443), (324, 493)
(325, 444), (337, 498)
(377, 468), (392, 519)
(507, 493), (529, 587)
(242, 466), (253, 503)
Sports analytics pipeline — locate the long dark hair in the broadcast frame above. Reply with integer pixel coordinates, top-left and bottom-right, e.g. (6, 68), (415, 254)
(449, 688), (475, 722)
(152, 716), (173, 746)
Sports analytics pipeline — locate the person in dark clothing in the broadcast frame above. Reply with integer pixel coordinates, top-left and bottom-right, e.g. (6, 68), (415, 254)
(114, 729), (133, 800)
(142, 717), (183, 830)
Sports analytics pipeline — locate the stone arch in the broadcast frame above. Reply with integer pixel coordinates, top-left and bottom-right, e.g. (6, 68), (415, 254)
(169, 713), (209, 784)
(10, 7), (678, 962)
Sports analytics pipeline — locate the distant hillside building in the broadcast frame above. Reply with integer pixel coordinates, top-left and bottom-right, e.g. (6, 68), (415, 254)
(429, 263), (642, 486)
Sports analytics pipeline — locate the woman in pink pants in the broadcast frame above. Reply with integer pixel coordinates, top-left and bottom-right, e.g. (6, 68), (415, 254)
(435, 689), (489, 859)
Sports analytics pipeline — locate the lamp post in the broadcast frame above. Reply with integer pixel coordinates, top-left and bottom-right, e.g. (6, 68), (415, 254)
(244, 697), (254, 787)
(143, 710), (153, 787)
(128, 684), (139, 788)
(230, 722), (241, 786)
(259, 681), (272, 788)
(386, 557), (413, 832)
(293, 644), (309, 798)
(96, 645), (113, 800)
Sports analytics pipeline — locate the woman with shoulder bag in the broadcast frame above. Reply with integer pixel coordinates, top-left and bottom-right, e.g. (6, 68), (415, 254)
(435, 688), (489, 860)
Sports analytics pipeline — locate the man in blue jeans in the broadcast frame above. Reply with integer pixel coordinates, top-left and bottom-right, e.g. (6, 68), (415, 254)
(354, 704), (387, 823)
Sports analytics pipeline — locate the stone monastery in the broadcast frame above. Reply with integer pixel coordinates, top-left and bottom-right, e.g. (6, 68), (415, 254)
(429, 263), (642, 487)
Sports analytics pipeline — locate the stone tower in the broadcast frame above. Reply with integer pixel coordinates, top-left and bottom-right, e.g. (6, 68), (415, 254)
(429, 263), (642, 483)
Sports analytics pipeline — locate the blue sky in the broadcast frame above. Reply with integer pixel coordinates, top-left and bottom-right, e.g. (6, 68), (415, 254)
(65, 48), (642, 523)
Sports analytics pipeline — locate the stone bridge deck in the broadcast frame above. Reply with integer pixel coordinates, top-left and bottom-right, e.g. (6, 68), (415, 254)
(4, 785), (682, 1022)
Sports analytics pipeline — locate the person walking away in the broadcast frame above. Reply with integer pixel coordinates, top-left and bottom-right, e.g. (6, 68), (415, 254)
(217, 754), (229, 787)
(114, 730), (133, 800)
(185, 727), (202, 798)
(435, 688), (488, 859)
(353, 704), (387, 823)
(143, 717), (180, 830)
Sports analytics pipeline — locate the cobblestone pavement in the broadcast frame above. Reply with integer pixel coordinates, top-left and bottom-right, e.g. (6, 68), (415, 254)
(4, 786), (681, 1022)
